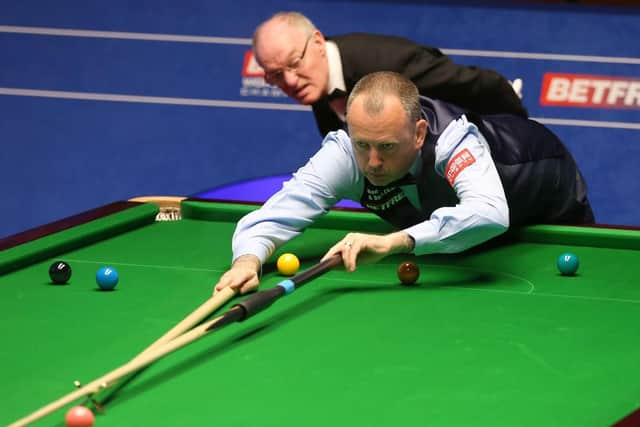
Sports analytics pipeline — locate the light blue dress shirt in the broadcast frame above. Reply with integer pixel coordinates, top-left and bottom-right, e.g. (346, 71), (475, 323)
(232, 115), (509, 264)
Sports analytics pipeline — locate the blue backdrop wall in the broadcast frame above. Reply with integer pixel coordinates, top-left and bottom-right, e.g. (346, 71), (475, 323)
(1, 0), (639, 238)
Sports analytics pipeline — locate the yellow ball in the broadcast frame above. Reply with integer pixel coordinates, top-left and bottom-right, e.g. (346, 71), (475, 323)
(277, 253), (300, 276)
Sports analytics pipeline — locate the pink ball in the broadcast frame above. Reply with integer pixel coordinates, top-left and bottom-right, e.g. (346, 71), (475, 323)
(65, 406), (95, 427)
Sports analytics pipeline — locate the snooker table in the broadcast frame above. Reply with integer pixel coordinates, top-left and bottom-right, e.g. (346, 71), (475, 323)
(1, 198), (640, 427)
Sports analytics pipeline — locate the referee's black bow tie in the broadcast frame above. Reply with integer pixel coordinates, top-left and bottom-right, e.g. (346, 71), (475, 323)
(327, 88), (348, 101)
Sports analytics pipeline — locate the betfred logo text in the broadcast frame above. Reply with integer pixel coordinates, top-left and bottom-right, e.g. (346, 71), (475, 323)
(540, 73), (640, 109)
(445, 148), (476, 186)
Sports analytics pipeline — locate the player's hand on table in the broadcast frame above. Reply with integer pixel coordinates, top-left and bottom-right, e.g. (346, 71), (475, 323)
(322, 231), (415, 272)
(214, 254), (261, 295)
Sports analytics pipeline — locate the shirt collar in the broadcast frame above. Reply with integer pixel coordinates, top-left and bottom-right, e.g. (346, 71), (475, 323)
(325, 40), (346, 96)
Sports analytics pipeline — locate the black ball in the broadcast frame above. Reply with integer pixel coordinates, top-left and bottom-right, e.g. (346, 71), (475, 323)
(49, 261), (72, 284)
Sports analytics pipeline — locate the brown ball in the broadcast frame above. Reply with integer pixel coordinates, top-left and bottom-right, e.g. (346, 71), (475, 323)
(397, 261), (420, 285)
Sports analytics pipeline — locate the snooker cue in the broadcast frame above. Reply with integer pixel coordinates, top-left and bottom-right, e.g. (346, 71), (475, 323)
(8, 314), (228, 427)
(8, 255), (342, 427)
(8, 287), (237, 427)
(92, 285), (237, 403)
(132, 286), (236, 360)
(205, 254), (343, 331)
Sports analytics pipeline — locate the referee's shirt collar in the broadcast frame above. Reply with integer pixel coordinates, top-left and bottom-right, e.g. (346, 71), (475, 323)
(326, 41), (346, 97)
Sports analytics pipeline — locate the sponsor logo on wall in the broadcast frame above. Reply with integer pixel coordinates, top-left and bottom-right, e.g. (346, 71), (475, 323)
(239, 51), (287, 98)
(540, 72), (640, 109)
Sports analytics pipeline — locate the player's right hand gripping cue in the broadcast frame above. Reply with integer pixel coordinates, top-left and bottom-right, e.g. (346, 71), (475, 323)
(214, 254), (261, 295)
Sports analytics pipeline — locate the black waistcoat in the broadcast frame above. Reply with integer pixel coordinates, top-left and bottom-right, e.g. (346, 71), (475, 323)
(360, 97), (593, 229)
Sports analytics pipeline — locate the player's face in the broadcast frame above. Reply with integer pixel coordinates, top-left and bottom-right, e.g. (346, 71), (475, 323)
(348, 95), (427, 187)
(254, 24), (329, 105)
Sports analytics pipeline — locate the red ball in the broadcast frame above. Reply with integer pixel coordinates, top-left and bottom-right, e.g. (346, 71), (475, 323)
(397, 261), (420, 285)
(65, 406), (95, 427)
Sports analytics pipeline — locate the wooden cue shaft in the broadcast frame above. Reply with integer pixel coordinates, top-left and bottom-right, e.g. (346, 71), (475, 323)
(9, 287), (236, 427)
(93, 286), (237, 401)
(8, 310), (230, 427)
(132, 286), (236, 361)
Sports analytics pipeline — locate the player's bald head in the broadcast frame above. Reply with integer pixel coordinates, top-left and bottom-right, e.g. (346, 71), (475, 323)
(347, 72), (422, 125)
(347, 72), (427, 187)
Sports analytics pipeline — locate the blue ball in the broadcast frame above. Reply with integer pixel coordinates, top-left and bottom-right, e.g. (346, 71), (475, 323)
(557, 253), (579, 276)
(96, 266), (119, 290)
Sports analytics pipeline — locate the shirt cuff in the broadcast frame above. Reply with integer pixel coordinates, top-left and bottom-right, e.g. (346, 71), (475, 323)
(403, 221), (441, 256)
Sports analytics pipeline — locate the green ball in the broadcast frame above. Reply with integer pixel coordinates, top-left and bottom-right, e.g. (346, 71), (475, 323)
(557, 253), (579, 276)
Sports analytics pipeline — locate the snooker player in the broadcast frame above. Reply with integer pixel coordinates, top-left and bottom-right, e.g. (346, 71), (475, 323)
(214, 72), (593, 294)
(252, 11), (527, 137)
